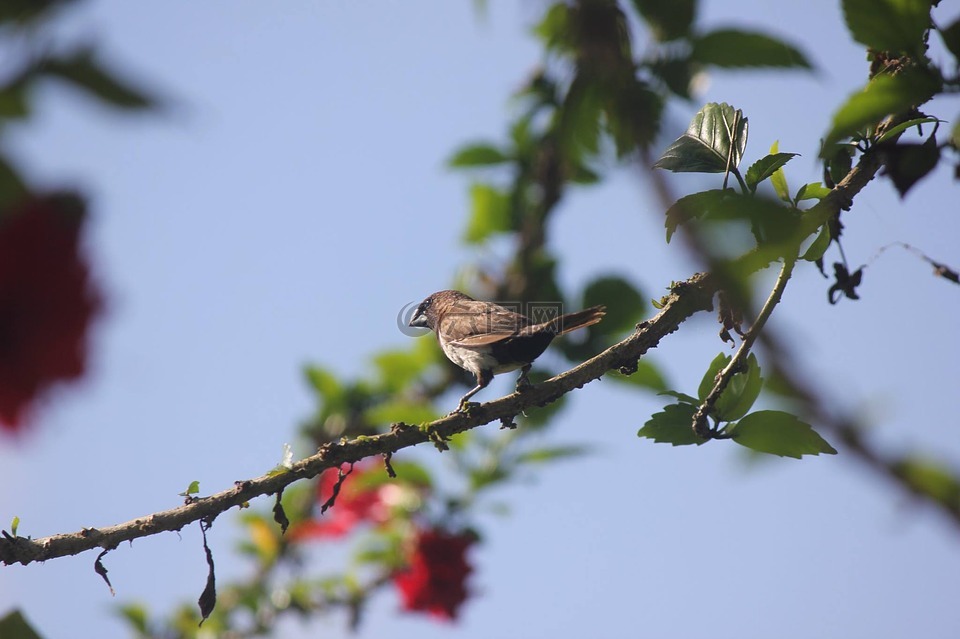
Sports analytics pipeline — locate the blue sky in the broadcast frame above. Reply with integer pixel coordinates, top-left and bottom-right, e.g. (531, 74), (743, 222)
(2, 1), (959, 638)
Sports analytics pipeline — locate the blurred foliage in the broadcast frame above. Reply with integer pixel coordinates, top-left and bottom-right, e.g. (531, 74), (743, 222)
(2, 0), (959, 637)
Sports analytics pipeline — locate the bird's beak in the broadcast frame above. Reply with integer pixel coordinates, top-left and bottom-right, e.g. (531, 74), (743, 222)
(409, 311), (428, 328)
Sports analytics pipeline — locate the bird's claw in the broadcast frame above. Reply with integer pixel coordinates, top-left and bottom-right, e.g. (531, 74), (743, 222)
(454, 401), (481, 415)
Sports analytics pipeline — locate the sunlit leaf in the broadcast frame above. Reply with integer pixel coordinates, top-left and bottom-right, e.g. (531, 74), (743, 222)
(768, 141), (791, 203)
(745, 152), (799, 192)
(730, 410), (837, 458)
(463, 183), (512, 244)
(448, 143), (511, 167)
(875, 116), (941, 144)
(653, 102), (748, 173)
(824, 68), (941, 146)
(795, 182), (833, 202)
(638, 402), (707, 446)
(714, 354), (763, 422)
(801, 223), (832, 262)
(698, 352), (728, 401)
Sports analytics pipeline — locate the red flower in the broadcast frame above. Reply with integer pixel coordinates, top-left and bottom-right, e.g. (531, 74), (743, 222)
(0, 194), (101, 432)
(289, 462), (391, 539)
(394, 528), (474, 621)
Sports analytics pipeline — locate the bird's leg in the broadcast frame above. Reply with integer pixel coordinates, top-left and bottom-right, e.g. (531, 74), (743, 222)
(456, 369), (493, 413)
(515, 364), (533, 392)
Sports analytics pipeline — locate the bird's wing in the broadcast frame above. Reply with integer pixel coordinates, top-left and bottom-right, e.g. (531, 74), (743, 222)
(440, 302), (529, 347)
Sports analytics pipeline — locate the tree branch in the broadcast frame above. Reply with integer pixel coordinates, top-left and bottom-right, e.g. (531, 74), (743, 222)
(0, 273), (716, 567)
(693, 255), (796, 438)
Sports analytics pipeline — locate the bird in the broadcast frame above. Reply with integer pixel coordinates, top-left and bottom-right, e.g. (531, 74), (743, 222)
(408, 290), (606, 412)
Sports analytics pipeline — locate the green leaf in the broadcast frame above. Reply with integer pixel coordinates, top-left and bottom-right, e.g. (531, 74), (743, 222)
(0, 610), (45, 639)
(658, 389), (699, 404)
(463, 183), (512, 244)
(354, 460), (433, 489)
(801, 223), (832, 262)
(41, 49), (156, 110)
(0, 0), (66, 24)
(373, 346), (433, 393)
(116, 603), (150, 635)
(842, 0), (933, 54)
(559, 77), (604, 158)
(365, 399), (439, 426)
(533, 2), (573, 51)
(713, 353), (763, 422)
(604, 80), (664, 154)
(939, 17), (960, 59)
(448, 143), (511, 168)
(304, 365), (343, 402)
(824, 68), (941, 146)
(607, 360), (669, 392)
(0, 156), (28, 209)
(698, 352), (728, 400)
(875, 116), (941, 144)
(179, 480), (200, 497)
(638, 403), (707, 446)
(768, 141), (791, 203)
(893, 457), (960, 506)
(731, 410), (838, 458)
(884, 136), (940, 197)
(631, 0), (696, 41)
(10, 516), (19, 537)
(0, 83), (30, 119)
(795, 182), (832, 202)
(691, 29), (812, 69)
(648, 56), (696, 99)
(582, 275), (646, 335)
(663, 189), (729, 242)
(745, 152), (799, 192)
(516, 444), (591, 464)
(653, 102), (748, 173)
(569, 163), (601, 185)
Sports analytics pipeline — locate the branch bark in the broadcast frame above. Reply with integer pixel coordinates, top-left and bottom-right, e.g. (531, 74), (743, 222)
(0, 273), (716, 567)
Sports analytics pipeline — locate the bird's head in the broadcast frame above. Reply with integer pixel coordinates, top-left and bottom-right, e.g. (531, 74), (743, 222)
(409, 290), (473, 330)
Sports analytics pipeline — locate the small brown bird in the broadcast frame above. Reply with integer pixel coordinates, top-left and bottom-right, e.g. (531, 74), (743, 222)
(409, 290), (605, 412)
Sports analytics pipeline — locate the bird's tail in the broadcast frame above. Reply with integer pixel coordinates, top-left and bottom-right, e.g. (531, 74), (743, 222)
(550, 305), (606, 335)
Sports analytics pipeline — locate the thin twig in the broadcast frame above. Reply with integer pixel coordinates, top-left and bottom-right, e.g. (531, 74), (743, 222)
(692, 255), (797, 438)
(0, 273), (716, 568)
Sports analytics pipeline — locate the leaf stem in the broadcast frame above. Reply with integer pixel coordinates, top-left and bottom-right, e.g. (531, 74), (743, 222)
(693, 254), (797, 438)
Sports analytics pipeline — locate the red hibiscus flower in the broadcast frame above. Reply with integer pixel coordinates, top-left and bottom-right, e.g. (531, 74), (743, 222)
(394, 528), (474, 621)
(289, 461), (392, 539)
(0, 193), (102, 432)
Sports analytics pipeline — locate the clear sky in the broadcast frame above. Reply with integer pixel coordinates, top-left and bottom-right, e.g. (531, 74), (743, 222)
(2, 1), (959, 638)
